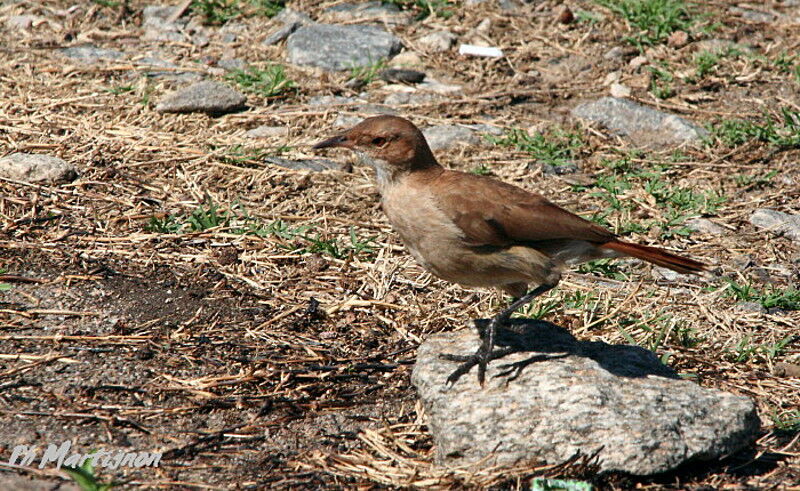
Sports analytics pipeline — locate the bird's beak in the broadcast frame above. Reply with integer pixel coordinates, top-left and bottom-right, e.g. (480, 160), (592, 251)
(312, 134), (349, 150)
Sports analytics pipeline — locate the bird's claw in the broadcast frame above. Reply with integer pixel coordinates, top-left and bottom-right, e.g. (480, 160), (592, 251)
(440, 347), (515, 386)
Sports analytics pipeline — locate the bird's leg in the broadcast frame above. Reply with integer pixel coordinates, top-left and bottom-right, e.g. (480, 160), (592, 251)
(446, 283), (556, 386)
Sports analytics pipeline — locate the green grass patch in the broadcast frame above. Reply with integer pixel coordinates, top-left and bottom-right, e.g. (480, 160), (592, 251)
(349, 58), (388, 85)
(711, 107), (800, 149)
(64, 453), (117, 491)
(724, 280), (800, 311)
(225, 65), (295, 99)
(470, 163), (492, 175)
(617, 311), (700, 352)
(191, 0), (285, 24)
(219, 144), (291, 167)
(770, 409), (800, 433)
(595, 0), (694, 48)
(726, 334), (795, 363)
(488, 127), (583, 168)
(383, 0), (454, 19)
(573, 156), (726, 239)
(733, 169), (777, 189)
(648, 64), (674, 99)
(145, 201), (376, 260)
(106, 85), (134, 95)
(0, 268), (11, 293)
(578, 259), (630, 281)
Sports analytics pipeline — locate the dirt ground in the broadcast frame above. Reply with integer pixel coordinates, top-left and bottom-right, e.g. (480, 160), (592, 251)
(1, 0), (799, 489)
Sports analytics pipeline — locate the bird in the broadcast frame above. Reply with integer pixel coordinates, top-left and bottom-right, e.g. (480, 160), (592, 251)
(313, 115), (706, 385)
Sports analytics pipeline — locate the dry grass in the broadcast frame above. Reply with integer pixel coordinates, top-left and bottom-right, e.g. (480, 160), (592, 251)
(1, 0), (799, 488)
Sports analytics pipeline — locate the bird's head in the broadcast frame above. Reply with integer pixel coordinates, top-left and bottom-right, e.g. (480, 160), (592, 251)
(313, 115), (439, 184)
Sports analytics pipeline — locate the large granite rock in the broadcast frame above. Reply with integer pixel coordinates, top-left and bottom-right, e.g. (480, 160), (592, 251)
(412, 319), (760, 475)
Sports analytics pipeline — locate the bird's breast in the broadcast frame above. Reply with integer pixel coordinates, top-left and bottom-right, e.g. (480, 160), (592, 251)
(381, 184), (465, 278)
(380, 183), (554, 288)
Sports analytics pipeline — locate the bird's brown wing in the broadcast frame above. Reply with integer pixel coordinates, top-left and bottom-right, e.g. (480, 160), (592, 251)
(428, 170), (615, 247)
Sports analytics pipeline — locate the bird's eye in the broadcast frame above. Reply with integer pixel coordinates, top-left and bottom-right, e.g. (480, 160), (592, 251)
(372, 137), (387, 147)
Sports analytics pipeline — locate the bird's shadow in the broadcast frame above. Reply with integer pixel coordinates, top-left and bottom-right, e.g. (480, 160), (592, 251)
(470, 317), (680, 380)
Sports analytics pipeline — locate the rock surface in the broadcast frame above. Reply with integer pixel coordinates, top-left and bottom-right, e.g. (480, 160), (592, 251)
(418, 30), (457, 52)
(246, 126), (289, 138)
(6, 15), (45, 30)
(0, 153), (77, 184)
(380, 68), (426, 84)
(262, 8), (313, 46)
(749, 209), (800, 241)
(264, 157), (340, 172)
(572, 97), (708, 147)
(412, 319), (760, 475)
(422, 125), (480, 151)
(286, 24), (402, 71)
(142, 5), (186, 42)
(136, 56), (202, 82)
(323, 1), (410, 25)
(61, 45), (124, 64)
(155, 81), (246, 114)
(686, 218), (727, 236)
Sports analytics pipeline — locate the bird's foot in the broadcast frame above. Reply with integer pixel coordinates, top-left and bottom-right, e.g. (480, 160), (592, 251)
(440, 347), (515, 386)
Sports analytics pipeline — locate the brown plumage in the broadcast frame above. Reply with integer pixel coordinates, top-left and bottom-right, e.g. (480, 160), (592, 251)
(314, 115), (706, 385)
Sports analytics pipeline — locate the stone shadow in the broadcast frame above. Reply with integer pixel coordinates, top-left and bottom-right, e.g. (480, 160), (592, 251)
(471, 317), (680, 380)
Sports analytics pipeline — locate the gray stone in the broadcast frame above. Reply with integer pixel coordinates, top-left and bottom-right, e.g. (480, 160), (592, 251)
(245, 126), (289, 138)
(309, 95), (359, 106)
(693, 39), (748, 54)
(217, 58), (246, 71)
(418, 30), (457, 52)
(262, 9), (311, 46)
(263, 21), (301, 46)
(540, 162), (579, 176)
(652, 266), (692, 282)
(499, 0), (522, 10)
(417, 78), (463, 95)
(610, 82), (631, 98)
(142, 5), (186, 42)
(323, 1), (410, 25)
(142, 5), (180, 24)
(220, 22), (246, 43)
(735, 301), (767, 314)
(0, 153), (78, 184)
(572, 97), (709, 147)
(730, 6), (777, 23)
(422, 125), (480, 151)
(749, 209), (800, 242)
(383, 92), (440, 106)
(264, 157), (340, 172)
(686, 218), (727, 236)
(192, 32), (210, 47)
(380, 68), (426, 84)
(465, 123), (504, 136)
(155, 81), (247, 115)
(61, 45), (125, 64)
(287, 24), (402, 71)
(604, 46), (626, 60)
(136, 57), (201, 82)
(0, 474), (79, 491)
(412, 319), (760, 474)
(6, 15), (44, 30)
(273, 8), (314, 26)
(335, 114), (363, 128)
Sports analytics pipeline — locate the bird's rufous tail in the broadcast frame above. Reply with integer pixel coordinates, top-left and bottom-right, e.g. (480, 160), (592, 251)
(600, 240), (706, 274)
